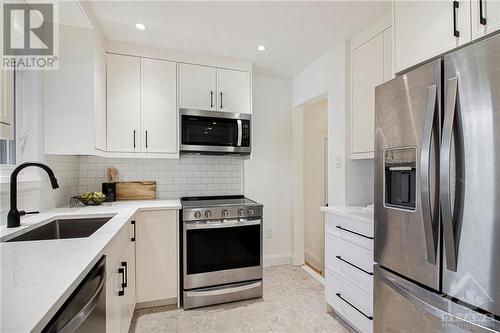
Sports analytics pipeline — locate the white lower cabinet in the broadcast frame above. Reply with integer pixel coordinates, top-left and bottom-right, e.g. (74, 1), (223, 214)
(105, 221), (136, 332)
(135, 210), (179, 307)
(324, 209), (374, 333)
(327, 269), (373, 333)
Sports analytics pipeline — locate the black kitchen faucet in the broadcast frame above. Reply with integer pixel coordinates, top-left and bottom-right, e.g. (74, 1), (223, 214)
(7, 162), (59, 228)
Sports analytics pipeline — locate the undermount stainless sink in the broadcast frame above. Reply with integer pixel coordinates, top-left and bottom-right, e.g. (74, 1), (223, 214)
(5, 217), (113, 242)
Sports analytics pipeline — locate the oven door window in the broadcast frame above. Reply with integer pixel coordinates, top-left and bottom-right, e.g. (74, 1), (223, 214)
(182, 115), (238, 147)
(186, 224), (260, 275)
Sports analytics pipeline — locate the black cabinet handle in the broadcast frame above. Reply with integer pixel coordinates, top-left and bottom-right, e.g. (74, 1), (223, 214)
(336, 256), (373, 275)
(336, 293), (373, 320)
(479, 0), (487, 25)
(121, 261), (128, 288)
(118, 267), (125, 296)
(453, 1), (460, 37)
(145, 131), (148, 148)
(335, 225), (374, 240)
(210, 91), (213, 108)
(133, 130), (136, 148)
(220, 92), (223, 109)
(19, 210), (39, 216)
(131, 220), (136, 242)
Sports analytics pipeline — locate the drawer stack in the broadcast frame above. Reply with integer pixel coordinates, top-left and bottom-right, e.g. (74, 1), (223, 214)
(323, 208), (374, 333)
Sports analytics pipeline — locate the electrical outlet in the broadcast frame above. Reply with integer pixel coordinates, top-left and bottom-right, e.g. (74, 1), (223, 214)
(265, 227), (273, 239)
(335, 155), (343, 168)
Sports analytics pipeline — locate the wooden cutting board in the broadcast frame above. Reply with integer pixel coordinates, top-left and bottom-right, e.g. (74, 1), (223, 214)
(116, 181), (156, 200)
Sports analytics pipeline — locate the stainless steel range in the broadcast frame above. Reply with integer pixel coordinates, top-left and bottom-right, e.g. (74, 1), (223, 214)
(181, 195), (263, 309)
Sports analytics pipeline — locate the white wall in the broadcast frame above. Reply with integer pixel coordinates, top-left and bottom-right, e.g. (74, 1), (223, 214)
(292, 41), (349, 208)
(244, 74), (292, 266)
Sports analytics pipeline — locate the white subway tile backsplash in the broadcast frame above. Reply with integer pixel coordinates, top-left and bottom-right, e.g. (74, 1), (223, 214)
(78, 155), (244, 199)
(0, 154), (243, 226)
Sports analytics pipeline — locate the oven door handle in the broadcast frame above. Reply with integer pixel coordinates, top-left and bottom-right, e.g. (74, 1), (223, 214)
(185, 219), (261, 230)
(237, 119), (242, 147)
(185, 281), (262, 297)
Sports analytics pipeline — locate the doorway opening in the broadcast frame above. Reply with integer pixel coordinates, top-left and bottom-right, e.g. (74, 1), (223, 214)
(302, 98), (328, 276)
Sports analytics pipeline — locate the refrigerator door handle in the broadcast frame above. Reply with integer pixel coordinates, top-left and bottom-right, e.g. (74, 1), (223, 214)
(419, 84), (438, 265)
(440, 77), (465, 272)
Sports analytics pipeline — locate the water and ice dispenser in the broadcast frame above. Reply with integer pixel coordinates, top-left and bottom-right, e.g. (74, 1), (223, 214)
(384, 147), (417, 211)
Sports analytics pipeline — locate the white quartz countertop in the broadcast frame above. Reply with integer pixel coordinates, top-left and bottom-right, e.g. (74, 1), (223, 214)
(320, 206), (374, 224)
(0, 200), (181, 333)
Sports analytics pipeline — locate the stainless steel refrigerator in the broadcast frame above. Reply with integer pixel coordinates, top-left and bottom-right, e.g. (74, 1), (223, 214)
(374, 32), (500, 332)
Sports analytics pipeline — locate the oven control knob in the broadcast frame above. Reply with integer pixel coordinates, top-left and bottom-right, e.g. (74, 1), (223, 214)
(194, 211), (201, 219)
(238, 209), (245, 216)
(205, 210), (212, 219)
(248, 209), (255, 216)
(222, 209), (229, 218)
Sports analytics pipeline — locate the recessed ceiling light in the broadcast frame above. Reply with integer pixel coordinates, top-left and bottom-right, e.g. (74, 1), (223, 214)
(135, 23), (146, 30)
(257, 45), (267, 51)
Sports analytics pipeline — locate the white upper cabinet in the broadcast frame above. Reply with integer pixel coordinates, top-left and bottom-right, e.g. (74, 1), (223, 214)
(94, 42), (107, 152)
(179, 63), (252, 114)
(141, 58), (178, 154)
(106, 54), (141, 153)
(179, 63), (217, 111)
(394, 0), (471, 73)
(45, 23), (106, 155)
(217, 68), (251, 114)
(471, 0), (500, 39)
(351, 33), (385, 158)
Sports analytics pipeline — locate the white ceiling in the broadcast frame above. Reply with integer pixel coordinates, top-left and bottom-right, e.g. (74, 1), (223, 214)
(88, 1), (390, 78)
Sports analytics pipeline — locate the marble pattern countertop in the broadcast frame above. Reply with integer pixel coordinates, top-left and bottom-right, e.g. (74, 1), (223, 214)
(0, 200), (181, 333)
(320, 206), (374, 224)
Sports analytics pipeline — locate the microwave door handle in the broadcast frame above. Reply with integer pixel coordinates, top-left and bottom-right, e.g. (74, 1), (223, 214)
(419, 84), (438, 265)
(440, 77), (465, 272)
(237, 119), (242, 147)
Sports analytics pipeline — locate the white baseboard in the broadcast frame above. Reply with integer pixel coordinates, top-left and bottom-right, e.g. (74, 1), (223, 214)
(301, 264), (325, 285)
(264, 253), (292, 266)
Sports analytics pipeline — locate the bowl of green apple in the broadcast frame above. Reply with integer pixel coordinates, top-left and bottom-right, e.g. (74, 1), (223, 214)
(79, 191), (106, 206)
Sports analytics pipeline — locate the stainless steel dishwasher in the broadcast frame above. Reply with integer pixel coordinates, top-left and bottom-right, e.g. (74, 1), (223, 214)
(43, 256), (106, 333)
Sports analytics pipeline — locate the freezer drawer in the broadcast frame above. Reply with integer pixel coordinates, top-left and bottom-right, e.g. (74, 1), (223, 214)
(374, 266), (500, 333)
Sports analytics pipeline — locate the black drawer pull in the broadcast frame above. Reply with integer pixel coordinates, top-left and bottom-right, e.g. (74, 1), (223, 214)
(336, 256), (373, 276)
(336, 225), (373, 240)
(131, 220), (136, 242)
(121, 261), (128, 288)
(336, 293), (373, 320)
(118, 268), (125, 296)
(453, 1), (460, 37)
(479, 0), (486, 25)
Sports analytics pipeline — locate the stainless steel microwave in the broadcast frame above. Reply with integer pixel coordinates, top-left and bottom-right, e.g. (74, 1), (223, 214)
(180, 109), (251, 155)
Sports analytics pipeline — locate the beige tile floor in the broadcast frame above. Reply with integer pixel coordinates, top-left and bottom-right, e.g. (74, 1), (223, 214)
(130, 265), (349, 333)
